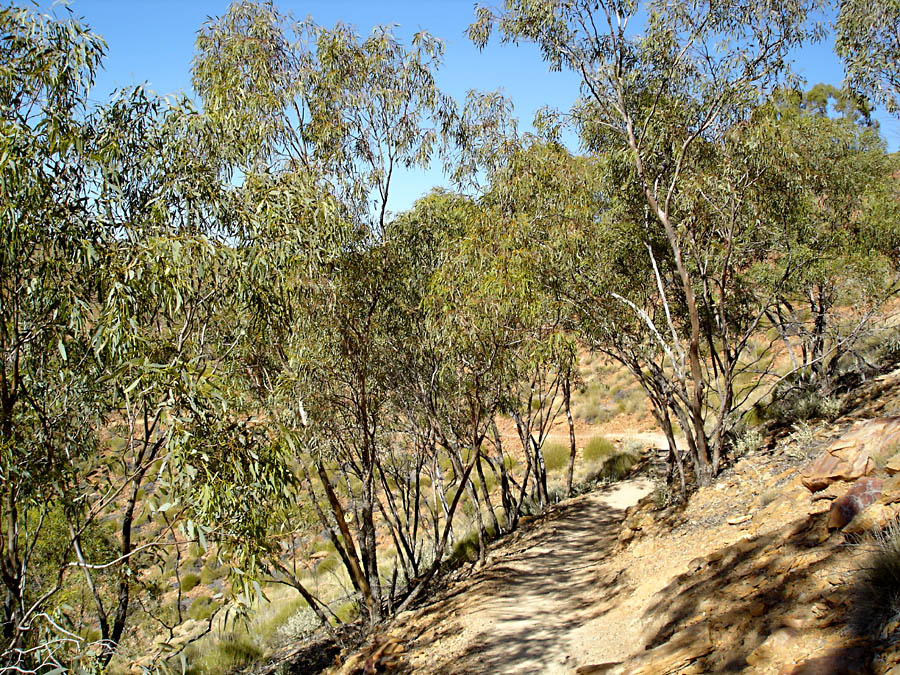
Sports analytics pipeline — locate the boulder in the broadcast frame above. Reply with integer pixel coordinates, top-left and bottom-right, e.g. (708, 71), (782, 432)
(827, 477), (883, 530)
(885, 454), (900, 475)
(811, 482), (849, 502)
(801, 417), (900, 492)
(628, 623), (713, 675)
(781, 644), (871, 674)
(843, 503), (897, 535)
(746, 628), (798, 667)
(618, 527), (635, 543)
(879, 474), (900, 503)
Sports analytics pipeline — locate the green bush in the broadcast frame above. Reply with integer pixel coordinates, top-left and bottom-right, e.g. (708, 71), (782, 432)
(450, 529), (481, 563)
(184, 633), (261, 675)
(200, 559), (227, 585)
(253, 594), (312, 648)
(180, 572), (201, 592)
(600, 451), (638, 481)
(731, 426), (764, 459)
(574, 402), (616, 425)
(622, 439), (646, 456)
(541, 442), (570, 473)
(765, 380), (842, 425)
(314, 554), (340, 576)
(547, 483), (568, 504)
(334, 600), (358, 624)
(187, 595), (218, 621)
(615, 389), (646, 416)
(312, 538), (337, 554)
(479, 466), (499, 493)
(652, 481), (670, 509)
(278, 607), (320, 642)
(583, 437), (615, 464)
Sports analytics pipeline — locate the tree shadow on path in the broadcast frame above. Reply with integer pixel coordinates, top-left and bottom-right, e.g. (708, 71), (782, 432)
(405, 481), (649, 674)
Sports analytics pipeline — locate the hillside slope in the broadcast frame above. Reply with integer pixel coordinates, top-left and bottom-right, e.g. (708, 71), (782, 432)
(329, 368), (900, 674)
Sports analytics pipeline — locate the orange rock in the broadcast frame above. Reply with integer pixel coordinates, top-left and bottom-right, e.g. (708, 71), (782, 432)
(783, 644), (871, 674)
(746, 628), (799, 667)
(884, 454), (900, 474)
(628, 623), (713, 675)
(802, 444), (874, 492)
(826, 477), (883, 529)
(811, 482), (850, 502)
(843, 503), (896, 535)
(801, 417), (900, 492)
(879, 474), (900, 503)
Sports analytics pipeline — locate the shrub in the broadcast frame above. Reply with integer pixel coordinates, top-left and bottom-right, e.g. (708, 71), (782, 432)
(622, 439), (645, 456)
(844, 325), (900, 375)
(180, 572), (201, 592)
(314, 554), (340, 576)
(252, 594), (312, 648)
(731, 426), (764, 459)
(187, 595), (217, 621)
(480, 466), (499, 493)
(184, 633), (261, 675)
(541, 442), (570, 473)
(766, 380), (842, 425)
(615, 389), (646, 416)
(200, 559), (227, 585)
(574, 402), (616, 425)
(786, 421), (817, 459)
(450, 529), (480, 564)
(583, 437), (615, 464)
(312, 538), (337, 554)
(517, 495), (539, 517)
(652, 481), (670, 509)
(278, 608), (320, 642)
(334, 600), (358, 624)
(819, 395), (843, 420)
(851, 517), (900, 636)
(600, 451), (638, 481)
(547, 483), (567, 504)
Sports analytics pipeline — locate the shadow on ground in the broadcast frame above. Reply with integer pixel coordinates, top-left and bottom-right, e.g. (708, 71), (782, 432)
(630, 510), (872, 673)
(402, 483), (642, 674)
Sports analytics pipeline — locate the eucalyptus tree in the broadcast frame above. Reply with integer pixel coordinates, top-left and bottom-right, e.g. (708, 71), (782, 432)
(385, 189), (521, 573)
(0, 4), (110, 666)
(836, 0), (900, 114)
(81, 86), (249, 667)
(759, 87), (900, 389)
(470, 0), (825, 484)
(0, 2), (264, 664)
(479, 140), (589, 503)
(193, 0), (458, 622)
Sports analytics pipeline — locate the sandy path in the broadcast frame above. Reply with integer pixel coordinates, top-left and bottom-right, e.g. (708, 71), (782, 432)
(405, 478), (654, 674)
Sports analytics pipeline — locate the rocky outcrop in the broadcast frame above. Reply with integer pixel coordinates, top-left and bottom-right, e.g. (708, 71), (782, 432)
(826, 476), (883, 529)
(801, 417), (900, 492)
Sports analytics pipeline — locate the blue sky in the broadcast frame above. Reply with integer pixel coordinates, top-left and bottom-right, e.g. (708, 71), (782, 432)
(51, 0), (900, 213)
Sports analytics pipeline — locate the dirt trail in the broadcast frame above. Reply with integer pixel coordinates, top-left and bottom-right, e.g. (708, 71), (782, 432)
(403, 479), (654, 674)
